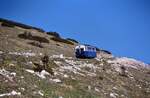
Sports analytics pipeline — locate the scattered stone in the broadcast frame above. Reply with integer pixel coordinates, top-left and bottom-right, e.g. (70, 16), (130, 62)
(26, 69), (35, 74)
(94, 87), (100, 92)
(25, 69), (50, 79)
(59, 96), (63, 98)
(10, 72), (16, 77)
(63, 74), (68, 78)
(39, 53), (43, 56)
(60, 54), (64, 58)
(0, 69), (16, 82)
(28, 61), (33, 64)
(20, 76), (24, 79)
(0, 51), (3, 54)
(38, 90), (44, 96)
(88, 85), (91, 90)
(9, 63), (15, 67)
(51, 78), (62, 83)
(110, 93), (117, 98)
(38, 70), (50, 79)
(9, 52), (36, 57)
(51, 54), (64, 59)
(0, 90), (21, 97)
(19, 87), (25, 91)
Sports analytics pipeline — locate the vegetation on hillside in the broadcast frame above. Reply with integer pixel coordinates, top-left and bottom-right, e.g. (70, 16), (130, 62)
(0, 18), (45, 32)
(18, 31), (49, 43)
(51, 37), (74, 45)
(0, 18), (149, 98)
(46, 31), (60, 38)
(66, 38), (79, 43)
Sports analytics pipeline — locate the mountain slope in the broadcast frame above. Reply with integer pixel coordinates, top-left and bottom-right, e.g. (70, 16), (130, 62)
(0, 19), (150, 98)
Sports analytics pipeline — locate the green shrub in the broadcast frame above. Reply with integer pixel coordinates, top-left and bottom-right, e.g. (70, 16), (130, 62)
(33, 62), (43, 72)
(32, 36), (49, 43)
(33, 55), (56, 75)
(96, 47), (112, 54)
(19, 31), (32, 39)
(66, 38), (78, 43)
(1, 22), (15, 28)
(95, 47), (100, 51)
(119, 66), (128, 77)
(18, 32), (49, 43)
(101, 50), (111, 54)
(28, 41), (44, 48)
(46, 32), (60, 38)
(51, 37), (74, 45)
(0, 18), (45, 32)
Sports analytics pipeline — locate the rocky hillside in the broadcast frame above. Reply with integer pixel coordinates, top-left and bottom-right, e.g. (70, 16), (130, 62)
(0, 18), (150, 98)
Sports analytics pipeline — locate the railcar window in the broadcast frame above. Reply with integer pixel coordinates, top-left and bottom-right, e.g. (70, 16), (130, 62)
(81, 48), (84, 52)
(88, 47), (91, 50)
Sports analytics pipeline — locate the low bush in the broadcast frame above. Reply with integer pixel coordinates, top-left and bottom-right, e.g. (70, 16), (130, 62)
(46, 31), (60, 38)
(66, 38), (78, 43)
(51, 37), (74, 45)
(18, 32), (49, 43)
(33, 63), (43, 72)
(96, 47), (112, 54)
(1, 22), (15, 28)
(101, 50), (111, 54)
(96, 47), (100, 51)
(119, 66), (128, 77)
(33, 55), (56, 75)
(98, 76), (104, 80)
(19, 31), (32, 39)
(147, 71), (150, 74)
(28, 41), (44, 48)
(32, 36), (49, 43)
(0, 18), (45, 32)
(56, 43), (61, 46)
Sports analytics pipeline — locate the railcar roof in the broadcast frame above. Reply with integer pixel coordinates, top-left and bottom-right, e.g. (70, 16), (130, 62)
(76, 44), (96, 48)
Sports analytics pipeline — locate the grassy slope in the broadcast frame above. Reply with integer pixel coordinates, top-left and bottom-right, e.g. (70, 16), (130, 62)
(0, 22), (150, 98)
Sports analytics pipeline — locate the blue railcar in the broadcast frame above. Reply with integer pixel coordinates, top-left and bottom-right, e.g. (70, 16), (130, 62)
(75, 45), (97, 58)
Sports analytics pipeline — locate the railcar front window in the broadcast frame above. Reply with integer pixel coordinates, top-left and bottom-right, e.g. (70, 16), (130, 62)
(81, 48), (84, 52)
